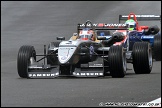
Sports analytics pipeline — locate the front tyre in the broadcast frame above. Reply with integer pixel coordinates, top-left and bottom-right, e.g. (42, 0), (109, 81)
(17, 45), (36, 78)
(132, 42), (152, 74)
(108, 45), (126, 78)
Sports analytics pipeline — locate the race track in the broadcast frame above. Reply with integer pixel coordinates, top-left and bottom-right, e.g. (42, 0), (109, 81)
(1, 1), (161, 107)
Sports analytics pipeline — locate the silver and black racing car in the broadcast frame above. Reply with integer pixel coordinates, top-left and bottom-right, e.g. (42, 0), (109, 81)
(17, 20), (128, 78)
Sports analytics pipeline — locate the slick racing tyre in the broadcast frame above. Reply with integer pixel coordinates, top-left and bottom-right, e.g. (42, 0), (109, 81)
(108, 45), (126, 78)
(17, 45), (36, 78)
(47, 42), (60, 65)
(132, 42), (152, 74)
(153, 35), (161, 61)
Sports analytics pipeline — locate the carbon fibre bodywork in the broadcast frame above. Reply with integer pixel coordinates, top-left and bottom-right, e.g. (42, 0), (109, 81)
(17, 20), (128, 78)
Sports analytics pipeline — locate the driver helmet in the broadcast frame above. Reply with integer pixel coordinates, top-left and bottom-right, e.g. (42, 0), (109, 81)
(79, 28), (93, 40)
(125, 19), (136, 31)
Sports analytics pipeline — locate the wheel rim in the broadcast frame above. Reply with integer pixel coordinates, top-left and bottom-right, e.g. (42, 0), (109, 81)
(148, 47), (153, 68)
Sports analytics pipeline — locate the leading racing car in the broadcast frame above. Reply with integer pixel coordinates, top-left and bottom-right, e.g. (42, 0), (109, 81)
(17, 20), (128, 78)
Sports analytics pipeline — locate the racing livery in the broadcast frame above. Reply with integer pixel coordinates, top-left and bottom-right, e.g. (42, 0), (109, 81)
(17, 20), (128, 79)
(96, 23), (153, 74)
(119, 12), (161, 61)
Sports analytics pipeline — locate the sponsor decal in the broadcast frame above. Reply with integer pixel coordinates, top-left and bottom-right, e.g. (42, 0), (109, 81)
(79, 23), (126, 27)
(94, 64), (102, 66)
(98, 23), (104, 27)
(104, 24), (126, 27)
(141, 36), (154, 39)
(73, 72), (103, 76)
(28, 73), (59, 77)
(79, 23), (98, 27)
(89, 64), (103, 67)
(81, 73), (86, 75)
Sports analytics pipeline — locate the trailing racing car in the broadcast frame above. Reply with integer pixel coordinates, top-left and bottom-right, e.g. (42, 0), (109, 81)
(96, 22), (153, 74)
(119, 12), (161, 61)
(17, 20), (128, 79)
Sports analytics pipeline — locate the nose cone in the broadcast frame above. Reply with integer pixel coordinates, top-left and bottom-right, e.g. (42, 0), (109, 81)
(58, 47), (77, 64)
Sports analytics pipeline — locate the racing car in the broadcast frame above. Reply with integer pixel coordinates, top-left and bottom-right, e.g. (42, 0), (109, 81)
(97, 23), (153, 74)
(119, 12), (161, 61)
(17, 20), (128, 79)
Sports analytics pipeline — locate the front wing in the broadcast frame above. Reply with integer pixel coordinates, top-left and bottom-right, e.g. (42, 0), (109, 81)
(27, 58), (105, 79)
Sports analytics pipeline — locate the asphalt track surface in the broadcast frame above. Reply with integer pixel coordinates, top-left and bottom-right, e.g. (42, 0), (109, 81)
(1, 1), (161, 107)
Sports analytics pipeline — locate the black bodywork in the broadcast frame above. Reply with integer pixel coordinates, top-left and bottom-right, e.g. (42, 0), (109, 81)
(17, 20), (128, 78)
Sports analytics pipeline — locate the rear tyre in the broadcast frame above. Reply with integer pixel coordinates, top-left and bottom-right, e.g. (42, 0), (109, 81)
(153, 35), (161, 61)
(17, 45), (36, 78)
(132, 42), (152, 74)
(108, 45), (126, 78)
(47, 42), (60, 65)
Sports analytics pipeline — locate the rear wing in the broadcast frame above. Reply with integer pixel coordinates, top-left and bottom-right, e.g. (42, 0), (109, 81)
(77, 20), (128, 36)
(119, 14), (161, 23)
(78, 23), (128, 31)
